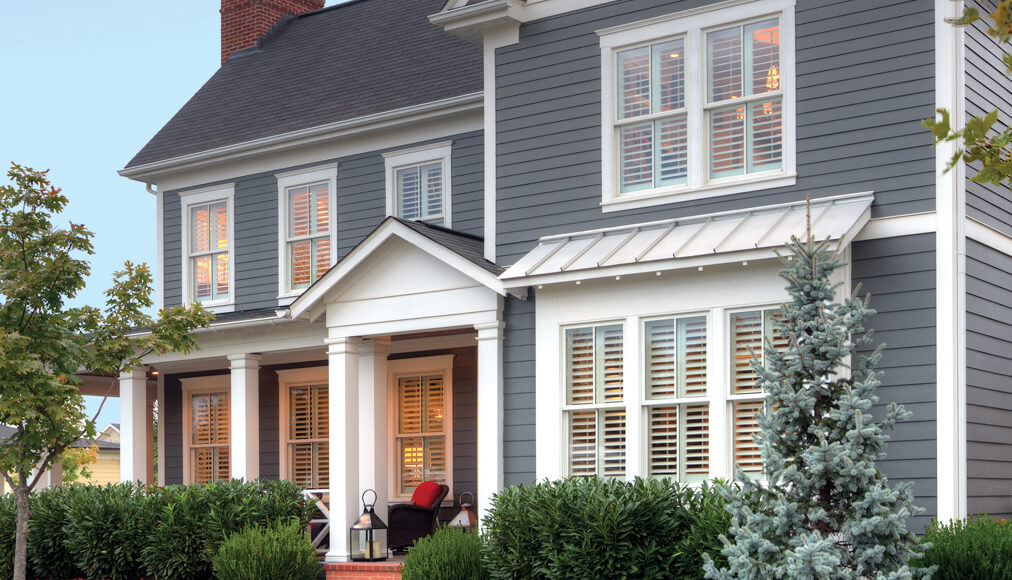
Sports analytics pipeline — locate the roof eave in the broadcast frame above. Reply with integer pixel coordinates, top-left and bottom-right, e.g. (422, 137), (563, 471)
(119, 92), (483, 184)
(429, 0), (523, 42)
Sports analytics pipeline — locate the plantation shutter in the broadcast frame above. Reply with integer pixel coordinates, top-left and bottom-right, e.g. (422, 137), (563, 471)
(566, 324), (625, 478)
(683, 404), (709, 481)
(396, 374), (447, 495)
(733, 400), (764, 475)
(731, 311), (764, 394)
(647, 406), (678, 476)
(190, 391), (229, 484)
(645, 320), (675, 399)
(289, 384), (329, 489)
(678, 317), (708, 397)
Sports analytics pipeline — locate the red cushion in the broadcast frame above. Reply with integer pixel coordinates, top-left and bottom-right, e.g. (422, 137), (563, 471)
(411, 481), (441, 508)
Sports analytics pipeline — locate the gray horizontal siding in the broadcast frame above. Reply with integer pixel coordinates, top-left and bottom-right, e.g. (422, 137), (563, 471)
(964, 0), (1012, 236)
(503, 295), (536, 487)
(965, 239), (1012, 518)
(162, 131), (483, 310)
(851, 233), (937, 532)
(495, 0), (935, 264)
(163, 375), (183, 486)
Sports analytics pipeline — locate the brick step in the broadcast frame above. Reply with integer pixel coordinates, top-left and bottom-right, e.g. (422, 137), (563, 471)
(325, 561), (403, 580)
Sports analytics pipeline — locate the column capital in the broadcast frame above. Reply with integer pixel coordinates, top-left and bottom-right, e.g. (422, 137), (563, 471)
(119, 367), (147, 382)
(227, 353), (262, 370)
(358, 337), (390, 357)
(475, 321), (505, 339)
(326, 336), (362, 355)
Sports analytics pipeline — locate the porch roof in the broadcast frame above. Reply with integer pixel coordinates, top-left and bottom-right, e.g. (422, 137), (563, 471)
(289, 217), (506, 322)
(501, 192), (874, 288)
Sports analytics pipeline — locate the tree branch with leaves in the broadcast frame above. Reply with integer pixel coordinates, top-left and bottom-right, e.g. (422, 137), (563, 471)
(0, 163), (212, 580)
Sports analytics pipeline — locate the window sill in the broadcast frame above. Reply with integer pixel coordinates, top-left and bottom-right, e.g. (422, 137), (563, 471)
(601, 172), (797, 213)
(193, 301), (234, 314)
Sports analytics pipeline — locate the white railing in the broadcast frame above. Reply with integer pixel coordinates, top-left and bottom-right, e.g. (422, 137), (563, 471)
(303, 489), (330, 554)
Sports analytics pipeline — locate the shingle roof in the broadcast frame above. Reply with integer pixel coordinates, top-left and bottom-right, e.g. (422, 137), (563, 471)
(125, 0), (482, 169)
(393, 217), (502, 275)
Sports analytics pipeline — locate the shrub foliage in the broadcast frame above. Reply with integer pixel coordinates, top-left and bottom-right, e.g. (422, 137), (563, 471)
(0, 479), (315, 580)
(402, 526), (486, 580)
(212, 521), (321, 580)
(915, 515), (1012, 579)
(482, 476), (744, 580)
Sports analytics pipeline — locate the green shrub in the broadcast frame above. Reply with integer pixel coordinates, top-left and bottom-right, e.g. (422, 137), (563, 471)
(62, 482), (158, 580)
(142, 479), (316, 580)
(402, 526), (486, 580)
(482, 477), (737, 580)
(914, 515), (1012, 579)
(212, 521), (321, 580)
(28, 484), (87, 579)
(0, 493), (15, 580)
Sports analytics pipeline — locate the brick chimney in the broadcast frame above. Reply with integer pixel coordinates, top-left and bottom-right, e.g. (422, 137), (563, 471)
(221, 0), (325, 64)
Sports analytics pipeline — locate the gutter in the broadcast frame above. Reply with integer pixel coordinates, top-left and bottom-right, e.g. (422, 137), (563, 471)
(125, 309), (294, 339)
(119, 92), (483, 182)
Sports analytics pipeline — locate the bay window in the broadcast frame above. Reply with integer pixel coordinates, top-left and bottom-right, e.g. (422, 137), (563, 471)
(599, 0), (795, 210)
(561, 307), (789, 482)
(276, 164), (338, 301)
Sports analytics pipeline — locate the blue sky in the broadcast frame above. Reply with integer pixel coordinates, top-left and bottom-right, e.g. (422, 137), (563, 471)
(0, 1), (341, 429)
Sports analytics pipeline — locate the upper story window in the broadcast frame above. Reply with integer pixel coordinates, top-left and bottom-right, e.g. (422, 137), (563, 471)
(276, 164), (338, 303)
(383, 141), (453, 228)
(180, 184), (235, 310)
(598, 0), (796, 212)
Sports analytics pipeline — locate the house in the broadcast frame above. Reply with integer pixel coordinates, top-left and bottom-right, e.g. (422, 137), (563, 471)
(0, 424), (121, 491)
(114, 0), (1012, 564)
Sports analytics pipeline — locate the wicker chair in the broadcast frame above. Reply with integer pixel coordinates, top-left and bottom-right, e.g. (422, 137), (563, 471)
(388, 482), (449, 553)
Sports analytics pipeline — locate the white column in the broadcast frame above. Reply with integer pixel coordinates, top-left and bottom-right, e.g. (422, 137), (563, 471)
(156, 373), (166, 486)
(358, 339), (390, 523)
(119, 367), (149, 483)
(326, 337), (361, 563)
(475, 321), (504, 524)
(228, 354), (261, 481)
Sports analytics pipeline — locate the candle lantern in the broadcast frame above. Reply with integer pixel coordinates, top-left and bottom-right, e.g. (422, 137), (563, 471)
(448, 491), (478, 533)
(349, 489), (388, 561)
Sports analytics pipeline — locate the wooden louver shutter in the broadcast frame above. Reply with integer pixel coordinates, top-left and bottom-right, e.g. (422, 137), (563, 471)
(679, 317), (708, 397)
(191, 392), (229, 484)
(397, 374), (447, 495)
(599, 325), (624, 402)
(289, 385), (329, 489)
(566, 327), (596, 404)
(731, 311), (763, 394)
(645, 320), (676, 399)
(733, 400), (764, 474)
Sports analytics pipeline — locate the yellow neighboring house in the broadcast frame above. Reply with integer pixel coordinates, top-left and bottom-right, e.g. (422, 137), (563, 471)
(0, 423), (121, 492)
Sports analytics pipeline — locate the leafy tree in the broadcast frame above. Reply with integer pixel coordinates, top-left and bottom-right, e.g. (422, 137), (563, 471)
(60, 444), (98, 483)
(704, 220), (927, 579)
(924, 1), (1012, 187)
(0, 163), (212, 580)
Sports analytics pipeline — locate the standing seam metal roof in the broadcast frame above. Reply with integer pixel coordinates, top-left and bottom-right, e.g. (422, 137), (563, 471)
(125, 0), (482, 169)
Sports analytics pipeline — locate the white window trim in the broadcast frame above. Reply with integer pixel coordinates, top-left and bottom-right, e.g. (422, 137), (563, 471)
(383, 141), (453, 228)
(179, 184), (236, 312)
(276, 366), (330, 488)
(386, 355), (455, 502)
(180, 375), (231, 485)
(598, 0), (797, 212)
(276, 164), (339, 305)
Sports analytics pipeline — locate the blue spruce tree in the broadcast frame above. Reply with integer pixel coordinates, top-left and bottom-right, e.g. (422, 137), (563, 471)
(704, 225), (928, 579)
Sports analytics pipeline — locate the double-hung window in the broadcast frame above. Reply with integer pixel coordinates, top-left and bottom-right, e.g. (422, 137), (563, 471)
(180, 185), (234, 309)
(388, 356), (453, 500)
(644, 316), (709, 482)
(599, 0), (795, 210)
(383, 142), (452, 227)
(181, 376), (231, 485)
(276, 165), (338, 301)
(287, 383), (329, 489)
(728, 308), (789, 477)
(564, 324), (626, 478)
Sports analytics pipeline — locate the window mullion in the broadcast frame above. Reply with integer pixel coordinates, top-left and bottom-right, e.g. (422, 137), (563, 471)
(707, 307), (729, 479)
(686, 27), (703, 189)
(624, 317), (641, 481)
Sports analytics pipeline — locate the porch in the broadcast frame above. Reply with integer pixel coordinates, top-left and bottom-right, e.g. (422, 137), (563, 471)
(116, 218), (510, 562)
